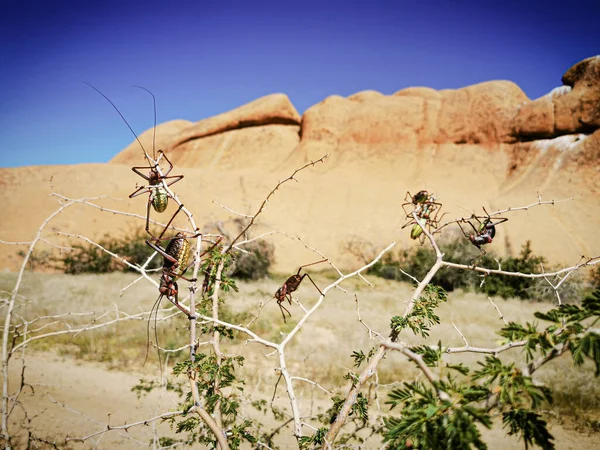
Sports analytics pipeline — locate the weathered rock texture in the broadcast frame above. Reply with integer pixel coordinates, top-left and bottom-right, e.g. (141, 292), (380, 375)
(511, 55), (600, 139)
(1, 56), (599, 272)
(111, 94), (301, 170)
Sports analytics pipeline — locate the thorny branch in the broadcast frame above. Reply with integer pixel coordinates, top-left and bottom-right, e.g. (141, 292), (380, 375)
(225, 154), (329, 252)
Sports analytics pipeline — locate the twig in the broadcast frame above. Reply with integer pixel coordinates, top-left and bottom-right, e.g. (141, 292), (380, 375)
(225, 154), (329, 252)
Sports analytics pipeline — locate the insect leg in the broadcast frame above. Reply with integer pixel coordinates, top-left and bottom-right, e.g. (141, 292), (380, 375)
(131, 166), (153, 182)
(401, 216), (417, 229)
(278, 301), (291, 322)
(302, 273), (324, 296)
(457, 220), (471, 239)
(163, 174), (184, 188)
(146, 240), (179, 265)
(145, 196), (153, 237)
(158, 150), (176, 178)
(129, 184), (152, 199)
(298, 259), (328, 270)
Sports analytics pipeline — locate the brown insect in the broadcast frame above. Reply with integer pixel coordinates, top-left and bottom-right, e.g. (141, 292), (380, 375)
(274, 259), (327, 322)
(145, 204), (201, 315)
(143, 204), (222, 369)
(85, 82), (183, 235)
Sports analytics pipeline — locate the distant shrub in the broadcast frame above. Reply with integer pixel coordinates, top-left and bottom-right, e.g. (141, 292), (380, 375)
(366, 236), (583, 302)
(590, 265), (600, 290)
(367, 232), (487, 292)
(478, 241), (546, 300)
(230, 240), (275, 280)
(58, 229), (162, 274)
(17, 249), (56, 271)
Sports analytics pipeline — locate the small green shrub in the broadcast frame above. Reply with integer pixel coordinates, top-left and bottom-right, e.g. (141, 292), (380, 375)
(230, 240), (275, 280)
(590, 265), (600, 290)
(478, 241), (546, 300)
(366, 236), (582, 302)
(17, 249), (57, 271)
(367, 233), (488, 292)
(58, 229), (162, 274)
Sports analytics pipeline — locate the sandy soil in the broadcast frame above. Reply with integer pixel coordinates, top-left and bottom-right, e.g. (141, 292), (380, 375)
(3, 269), (599, 450)
(6, 351), (599, 449)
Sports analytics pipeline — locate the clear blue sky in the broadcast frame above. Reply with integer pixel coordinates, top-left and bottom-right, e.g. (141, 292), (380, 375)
(1, 0), (598, 168)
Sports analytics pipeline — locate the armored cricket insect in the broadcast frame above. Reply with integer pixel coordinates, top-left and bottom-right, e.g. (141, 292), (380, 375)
(145, 204), (201, 315)
(140, 203), (198, 368)
(401, 190), (445, 243)
(85, 83), (183, 234)
(143, 204), (223, 367)
(274, 259), (327, 322)
(458, 207), (508, 262)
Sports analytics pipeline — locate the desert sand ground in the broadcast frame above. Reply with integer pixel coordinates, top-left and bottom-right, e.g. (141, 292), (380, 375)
(2, 272), (599, 449)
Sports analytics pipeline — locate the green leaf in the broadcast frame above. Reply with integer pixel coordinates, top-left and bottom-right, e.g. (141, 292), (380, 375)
(502, 409), (554, 450)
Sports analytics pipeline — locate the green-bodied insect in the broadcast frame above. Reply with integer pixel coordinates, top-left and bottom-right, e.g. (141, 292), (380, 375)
(84, 83), (184, 233)
(130, 149), (182, 211)
(130, 149), (184, 235)
(410, 218), (426, 242)
(402, 190), (445, 244)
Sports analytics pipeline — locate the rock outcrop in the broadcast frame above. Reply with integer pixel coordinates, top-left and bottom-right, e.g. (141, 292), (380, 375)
(298, 81), (529, 152)
(511, 55), (600, 139)
(111, 94), (301, 170)
(109, 56), (599, 171)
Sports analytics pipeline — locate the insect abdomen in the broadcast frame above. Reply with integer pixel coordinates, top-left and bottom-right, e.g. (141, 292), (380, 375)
(410, 223), (424, 240)
(164, 233), (191, 276)
(152, 186), (169, 213)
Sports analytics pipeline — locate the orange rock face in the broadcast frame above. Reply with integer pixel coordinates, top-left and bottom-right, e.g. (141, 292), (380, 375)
(511, 55), (600, 138)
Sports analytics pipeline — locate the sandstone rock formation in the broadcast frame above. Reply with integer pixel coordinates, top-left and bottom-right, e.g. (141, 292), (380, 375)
(511, 55), (600, 139)
(111, 94), (301, 171)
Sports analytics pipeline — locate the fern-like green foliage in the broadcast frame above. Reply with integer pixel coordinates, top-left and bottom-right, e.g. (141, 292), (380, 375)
(382, 288), (600, 449)
(502, 409), (554, 450)
(298, 427), (328, 449)
(384, 379), (491, 450)
(390, 284), (447, 338)
(129, 246), (269, 449)
(169, 353), (257, 448)
(502, 287), (600, 375)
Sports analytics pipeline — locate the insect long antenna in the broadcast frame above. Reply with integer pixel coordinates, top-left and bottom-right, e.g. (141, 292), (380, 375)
(143, 293), (164, 373)
(133, 85), (157, 160)
(457, 205), (475, 217)
(154, 297), (163, 376)
(83, 82), (150, 161)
